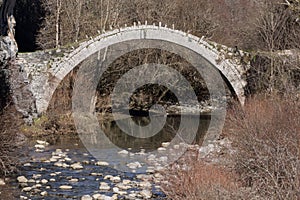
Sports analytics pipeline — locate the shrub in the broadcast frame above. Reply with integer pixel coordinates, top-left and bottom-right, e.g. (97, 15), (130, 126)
(161, 160), (239, 200)
(226, 95), (300, 199)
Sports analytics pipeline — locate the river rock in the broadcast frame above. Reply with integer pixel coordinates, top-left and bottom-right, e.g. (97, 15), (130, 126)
(92, 194), (102, 199)
(17, 176), (28, 183)
(69, 178), (79, 182)
(161, 142), (170, 148)
(127, 161), (142, 169)
(0, 179), (5, 185)
(118, 150), (129, 155)
(41, 179), (48, 184)
(140, 189), (152, 199)
(40, 191), (48, 196)
(96, 161), (109, 166)
(81, 195), (93, 200)
(116, 183), (131, 190)
(139, 181), (152, 188)
(35, 144), (45, 149)
(111, 176), (121, 183)
(36, 140), (49, 146)
(157, 147), (166, 151)
(59, 185), (72, 190)
(71, 162), (84, 170)
(99, 182), (110, 190)
(22, 187), (32, 192)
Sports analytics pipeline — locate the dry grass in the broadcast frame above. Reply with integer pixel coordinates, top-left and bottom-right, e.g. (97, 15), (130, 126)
(0, 104), (23, 176)
(226, 95), (300, 199)
(161, 160), (239, 200)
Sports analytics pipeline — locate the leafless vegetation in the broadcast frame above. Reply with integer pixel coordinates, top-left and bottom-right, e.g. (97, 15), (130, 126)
(225, 95), (300, 199)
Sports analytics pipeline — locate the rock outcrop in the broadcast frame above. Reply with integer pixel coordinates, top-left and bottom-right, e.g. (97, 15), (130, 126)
(0, 0), (37, 123)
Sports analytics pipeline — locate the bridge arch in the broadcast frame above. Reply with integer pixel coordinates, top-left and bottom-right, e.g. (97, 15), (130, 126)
(37, 25), (248, 113)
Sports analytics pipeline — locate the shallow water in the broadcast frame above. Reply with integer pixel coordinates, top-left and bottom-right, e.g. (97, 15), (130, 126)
(8, 115), (211, 199)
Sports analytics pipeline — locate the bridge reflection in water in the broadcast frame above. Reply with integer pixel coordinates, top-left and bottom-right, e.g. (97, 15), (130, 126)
(98, 114), (211, 151)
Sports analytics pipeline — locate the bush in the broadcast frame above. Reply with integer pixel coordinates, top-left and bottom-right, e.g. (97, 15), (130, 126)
(0, 105), (22, 176)
(161, 160), (239, 200)
(226, 95), (300, 199)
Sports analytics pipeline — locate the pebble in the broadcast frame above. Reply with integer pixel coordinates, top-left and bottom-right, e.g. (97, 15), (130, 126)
(17, 176), (28, 183)
(71, 162), (84, 170)
(41, 179), (48, 184)
(59, 185), (72, 190)
(111, 176), (121, 183)
(118, 150), (129, 155)
(161, 142), (170, 148)
(36, 140), (49, 146)
(92, 194), (102, 199)
(0, 178), (5, 186)
(69, 178), (79, 182)
(22, 187), (32, 192)
(96, 161), (109, 166)
(41, 191), (48, 196)
(140, 189), (152, 199)
(157, 147), (166, 151)
(127, 161), (142, 169)
(23, 163), (31, 167)
(99, 182), (110, 190)
(35, 144), (45, 149)
(81, 195), (93, 200)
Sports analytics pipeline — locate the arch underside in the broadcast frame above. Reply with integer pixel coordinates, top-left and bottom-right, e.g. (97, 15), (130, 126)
(37, 25), (247, 113)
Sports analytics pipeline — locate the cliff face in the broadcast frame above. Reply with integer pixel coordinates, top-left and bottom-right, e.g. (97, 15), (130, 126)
(0, 0), (36, 123)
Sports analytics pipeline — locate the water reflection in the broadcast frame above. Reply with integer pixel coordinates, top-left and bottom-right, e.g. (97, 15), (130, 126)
(100, 114), (211, 151)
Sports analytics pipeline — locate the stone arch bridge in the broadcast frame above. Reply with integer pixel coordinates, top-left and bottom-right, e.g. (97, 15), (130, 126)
(12, 24), (250, 119)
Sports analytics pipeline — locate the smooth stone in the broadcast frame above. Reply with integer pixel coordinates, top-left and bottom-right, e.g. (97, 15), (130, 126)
(69, 178), (79, 182)
(81, 195), (93, 200)
(92, 194), (102, 199)
(23, 163), (31, 167)
(49, 178), (55, 182)
(0, 179), (5, 186)
(127, 161), (142, 169)
(122, 179), (131, 185)
(28, 179), (35, 183)
(159, 156), (168, 162)
(41, 179), (48, 184)
(65, 157), (72, 162)
(104, 175), (113, 180)
(99, 182), (110, 190)
(111, 176), (121, 183)
(41, 191), (48, 196)
(32, 174), (42, 179)
(71, 163), (84, 170)
(157, 147), (166, 151)
(54, 162), (63, 167)
(118, 150), (129, 155)
(139, 181), (152, 188)
(96, 161), (109, 166)
(140, 190), (152, 199)
(147, 154), (156, 161)
(161, 142), (170, 148)
(116, 183), (131, 190)
(36, 140), (49, 146)
(59, 185), (72, 190)
(49, 158), (58, 162)
(34, 184), (42, 188)
(17, 176), (28, 183)
(35, 144), (45, 149)
(22, 187), (32, 192)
